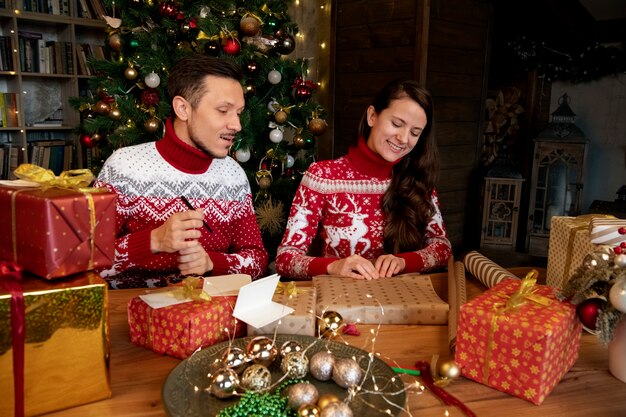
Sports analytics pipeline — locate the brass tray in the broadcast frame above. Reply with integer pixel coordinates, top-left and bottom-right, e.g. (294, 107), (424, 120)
(162, 334), (406, 416)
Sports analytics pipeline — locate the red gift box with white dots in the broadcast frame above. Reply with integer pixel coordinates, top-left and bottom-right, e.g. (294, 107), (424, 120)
(455, 278), (582, 405)
(128, 296), (244, 359)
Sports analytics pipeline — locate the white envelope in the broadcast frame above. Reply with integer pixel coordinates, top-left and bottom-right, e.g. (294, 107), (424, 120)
(233, 274), (294, 328)
(140, 274), (252, 309)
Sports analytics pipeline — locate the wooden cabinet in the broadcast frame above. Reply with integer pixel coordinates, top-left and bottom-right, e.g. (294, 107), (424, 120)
(0, 2), (105, 179)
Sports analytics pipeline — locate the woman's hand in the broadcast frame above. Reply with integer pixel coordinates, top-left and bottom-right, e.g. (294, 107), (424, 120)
(327, 255), (380, 280)
(374, 254), (406, 277)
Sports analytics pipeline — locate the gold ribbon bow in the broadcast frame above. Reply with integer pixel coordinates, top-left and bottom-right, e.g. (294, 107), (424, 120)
(176, 276), (212, 302)
(483, 270), (550, 383)
(275, 281), (301, 298)
(11, 163), (105, 269)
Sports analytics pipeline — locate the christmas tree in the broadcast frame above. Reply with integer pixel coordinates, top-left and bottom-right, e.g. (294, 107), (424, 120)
(69, 0), (328, 256)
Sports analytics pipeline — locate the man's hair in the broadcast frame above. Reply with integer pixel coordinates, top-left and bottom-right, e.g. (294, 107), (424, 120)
(167, 54), (243, 108)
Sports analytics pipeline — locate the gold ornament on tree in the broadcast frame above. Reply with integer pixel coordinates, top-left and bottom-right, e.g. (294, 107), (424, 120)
(125, 64), (138, 80)
(293, 134), (305, 149)
(274, 109), (288, 124)
(144, 117), (160, 133)
(108, 32), (122, 50)
(255, 198), (285, 236)
(109, 107), (122, 120)
(240, 14), (261, 37)
(94, 100), (111, 115)
(308, 117), (327, 136)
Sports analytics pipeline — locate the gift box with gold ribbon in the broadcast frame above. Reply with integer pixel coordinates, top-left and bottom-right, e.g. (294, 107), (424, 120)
(455, 272), (582, 405)
(0, 164), (116, 279)
(546, 215), (614, 288)
(313, 274), (449, 325)
(127, 282), (245, 359)
(0, 265), (111, 417)
(247, 282), (316, 336)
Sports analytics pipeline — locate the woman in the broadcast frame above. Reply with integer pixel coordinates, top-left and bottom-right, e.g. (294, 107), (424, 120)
(275, 79), (452, 280)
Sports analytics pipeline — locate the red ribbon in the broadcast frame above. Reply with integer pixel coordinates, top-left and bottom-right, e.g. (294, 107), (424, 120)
(1, 262), (25, 417)
(415, 360), (476, 417)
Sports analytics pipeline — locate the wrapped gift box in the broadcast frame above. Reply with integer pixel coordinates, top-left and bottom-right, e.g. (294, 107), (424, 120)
(0, 184), (117, 279)
(313, 274), (449, 325)
(128, 295), (244, 359)
(589, 218), (626, 246)
(546, 216), (595, 288)
(0, 271), (111, 416)
(455, 278), (582, 405)
(248, 286), (316, 336)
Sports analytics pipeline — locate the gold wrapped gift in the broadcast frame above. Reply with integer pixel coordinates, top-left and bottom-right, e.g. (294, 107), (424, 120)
(0, 271), (111, 416)
(313, 274), (449, 325)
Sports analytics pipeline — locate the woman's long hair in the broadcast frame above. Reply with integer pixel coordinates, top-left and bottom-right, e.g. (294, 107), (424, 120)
(357, 79), (439, 254)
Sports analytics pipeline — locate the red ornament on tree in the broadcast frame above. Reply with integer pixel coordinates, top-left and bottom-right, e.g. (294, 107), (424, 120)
(223, 37), (241, 55)
(293, 85), (312, 102)
(159, 0), (178, 18)
(141, 88), (161, 107)
(80, 134), (97, 149)
(576, 297), (605, 330)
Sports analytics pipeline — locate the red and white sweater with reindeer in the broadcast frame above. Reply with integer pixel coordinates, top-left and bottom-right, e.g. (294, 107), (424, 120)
(94, 117), (268, 288)
(275, 137), (452, 280)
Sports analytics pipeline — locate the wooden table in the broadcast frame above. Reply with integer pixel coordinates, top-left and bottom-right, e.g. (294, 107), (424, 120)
(46, 269), (626, 417)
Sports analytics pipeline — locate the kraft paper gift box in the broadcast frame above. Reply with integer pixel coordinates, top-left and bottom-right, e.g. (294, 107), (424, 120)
(0, 183), (116, 279)
(247, 284), (316, 336)
(128, 294), (245, 359)
(0, 269), (111, 417)
(313, 274), (449, 325)
(455, 277), (582, 405)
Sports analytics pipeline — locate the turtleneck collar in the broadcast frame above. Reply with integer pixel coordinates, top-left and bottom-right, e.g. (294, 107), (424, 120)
(346, 136), (399, 180)
(155, 117), (213, 174)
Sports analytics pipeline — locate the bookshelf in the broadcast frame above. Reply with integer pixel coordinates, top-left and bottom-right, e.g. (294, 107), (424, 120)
(0, 0), (106, 179)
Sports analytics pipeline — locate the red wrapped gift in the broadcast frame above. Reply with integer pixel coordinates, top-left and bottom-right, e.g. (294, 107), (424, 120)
(128, 295), (244, 359)
(0, 182), (116, 279)
(455, 273), (582, 405)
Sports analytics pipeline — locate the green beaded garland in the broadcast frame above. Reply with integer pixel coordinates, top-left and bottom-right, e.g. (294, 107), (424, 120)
(217, 379), (304, 417)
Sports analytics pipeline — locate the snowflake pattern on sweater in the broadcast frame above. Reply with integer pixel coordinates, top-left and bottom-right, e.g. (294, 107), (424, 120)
(95, 121), (267, 288)
(275, 140), (451, 280)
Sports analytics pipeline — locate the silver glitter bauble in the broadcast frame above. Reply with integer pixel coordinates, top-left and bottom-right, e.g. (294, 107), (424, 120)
(222, 346), (249, 374)
(241, 364), (272, 392)
(281, 351), (309, 379)
(209, 368), (239, 399)
(287, 382), (319, 410)
(246, 336), (278, 367)
(280, 340), (303, 358)
(332, 358), (363, 389)
(320, 401), (353, 417)
(309, 351), (335, 381)
(582, 250), (612, 269)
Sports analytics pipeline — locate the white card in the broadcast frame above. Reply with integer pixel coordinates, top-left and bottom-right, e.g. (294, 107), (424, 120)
(233, 274), (294, 328)
(139, 291), (190, 309)
(0, 179), (40, 187)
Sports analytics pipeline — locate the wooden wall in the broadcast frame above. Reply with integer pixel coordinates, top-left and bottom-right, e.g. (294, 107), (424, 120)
(331, 0), (492, 252)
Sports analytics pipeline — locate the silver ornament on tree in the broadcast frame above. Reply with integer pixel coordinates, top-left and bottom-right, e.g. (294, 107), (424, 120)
(268, 70), (282, 84)
(209, 368), (240, 399)
(145, 72), (161, 88)
(287, 382), (319, 410)
(309, 351), (335, 381)
(332, 358), (363, 389)
(320, 401), (353, 417)
(240, 364), (272, 392)
(235, 148), (251, 163)
(281, 351), (309, 379)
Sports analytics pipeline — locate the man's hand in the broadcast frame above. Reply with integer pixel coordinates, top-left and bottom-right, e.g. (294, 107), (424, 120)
(374, 254), (406, 277)
(178, 242), (214, 276)
(327, 254), (380, 280)
(150, 209), (204, 254)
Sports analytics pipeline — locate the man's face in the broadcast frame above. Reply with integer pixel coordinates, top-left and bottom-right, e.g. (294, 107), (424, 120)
(182, 75), (245, 158)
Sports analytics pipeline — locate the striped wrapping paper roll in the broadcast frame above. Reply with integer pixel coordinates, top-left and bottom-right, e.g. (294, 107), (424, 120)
(590, 218), (626, 245)
(463, 251), (519, 288)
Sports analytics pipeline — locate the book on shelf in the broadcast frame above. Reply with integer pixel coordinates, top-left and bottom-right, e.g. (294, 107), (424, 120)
(1, 93), (19, 127)
(29, 140), (74, 175)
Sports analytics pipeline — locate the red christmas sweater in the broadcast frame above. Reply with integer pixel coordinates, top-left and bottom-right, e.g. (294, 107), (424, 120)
(275, 138), (452, 280)
(94, 118), (268, 288)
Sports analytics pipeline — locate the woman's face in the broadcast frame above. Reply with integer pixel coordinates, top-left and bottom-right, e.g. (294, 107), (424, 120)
(366, 95), (427, 163)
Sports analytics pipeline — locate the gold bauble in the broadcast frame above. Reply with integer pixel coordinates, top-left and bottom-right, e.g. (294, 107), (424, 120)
(108, 33), (122, 50)
(91, 133), (102, 142)
(293, 134), (305, 149)
(109, 108), (122, 120)
(94, 100), (111, 115)
(317, 393), (340, 410)
(438, 359), (461, 379)
(274, 110), (288, 124)
(318, 311), (344, 338)
(297, 404), (320, 417)
(240, 15), (261, 37)
(144, 117), (160, 133)
(308, 118), (327, 136)
(124, 66), (138, 80)
(258, 176), (272, 190)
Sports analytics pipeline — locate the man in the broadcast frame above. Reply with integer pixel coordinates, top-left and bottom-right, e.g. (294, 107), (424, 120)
(95, 54), (268, 288)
